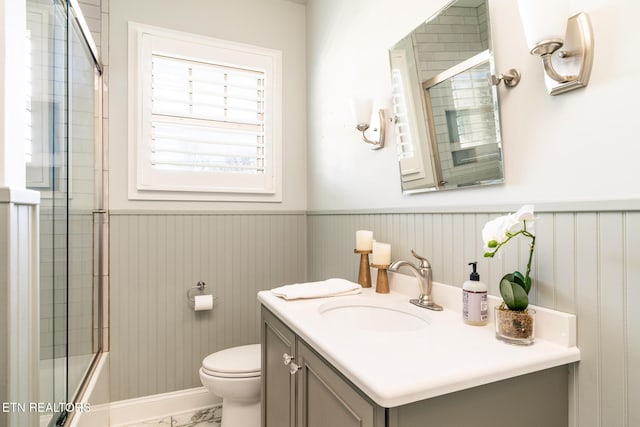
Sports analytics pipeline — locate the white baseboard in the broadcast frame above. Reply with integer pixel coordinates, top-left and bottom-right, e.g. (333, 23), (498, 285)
(76, 387), (220, 427)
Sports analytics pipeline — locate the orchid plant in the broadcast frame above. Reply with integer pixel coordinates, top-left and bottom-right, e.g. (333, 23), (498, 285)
(482, 205), (536, 311)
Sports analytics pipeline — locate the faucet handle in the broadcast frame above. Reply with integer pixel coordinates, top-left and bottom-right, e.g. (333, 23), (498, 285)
(410, 250), (431, 269)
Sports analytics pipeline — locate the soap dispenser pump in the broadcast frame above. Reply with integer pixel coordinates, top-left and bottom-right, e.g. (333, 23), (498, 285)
(462, 262), (488, 326)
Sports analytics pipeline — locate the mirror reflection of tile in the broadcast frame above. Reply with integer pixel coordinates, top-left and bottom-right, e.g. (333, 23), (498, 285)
(389, 0), (504, 194)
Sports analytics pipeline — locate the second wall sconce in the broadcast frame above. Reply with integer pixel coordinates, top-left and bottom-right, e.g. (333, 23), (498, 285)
(517, 0), (594, 95)
(351, 98), (386, 150)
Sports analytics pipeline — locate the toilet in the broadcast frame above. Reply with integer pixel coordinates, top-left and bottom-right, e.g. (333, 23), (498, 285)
(199, 344), (262, 427)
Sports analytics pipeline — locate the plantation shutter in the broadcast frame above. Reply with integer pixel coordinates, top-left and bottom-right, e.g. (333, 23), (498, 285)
(389, 52), (427, 183)
(391, 68), (415, 162)
(150, 55), (266, 175)
(129, 23), (282, 200)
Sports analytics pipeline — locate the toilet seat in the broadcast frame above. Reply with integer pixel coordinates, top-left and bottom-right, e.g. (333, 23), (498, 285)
(202, 344), (261, 378)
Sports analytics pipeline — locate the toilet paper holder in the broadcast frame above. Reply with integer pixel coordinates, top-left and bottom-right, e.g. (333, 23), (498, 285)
(187, 281), (212, 308)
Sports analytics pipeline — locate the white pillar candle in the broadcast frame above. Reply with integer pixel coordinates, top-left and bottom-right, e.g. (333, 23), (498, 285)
(355, 230), (373, 251)
(372, 241), (391, 265)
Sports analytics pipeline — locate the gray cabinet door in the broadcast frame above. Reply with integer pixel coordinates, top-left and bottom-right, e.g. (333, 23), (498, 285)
(296, 340), (385, 427)
(262, 307), (297, 427)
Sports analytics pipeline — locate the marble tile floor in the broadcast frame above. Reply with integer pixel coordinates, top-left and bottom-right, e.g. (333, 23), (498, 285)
(123, 406), (221, 427)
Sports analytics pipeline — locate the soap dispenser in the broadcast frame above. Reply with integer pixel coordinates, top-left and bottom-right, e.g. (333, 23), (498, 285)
(462, 262), (488, 326)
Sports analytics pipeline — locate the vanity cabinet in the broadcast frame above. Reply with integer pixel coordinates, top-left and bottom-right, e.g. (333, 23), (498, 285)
(262, 307), (385, 427)
(262, 304), (572, 427)
(262, 306), (296, 427)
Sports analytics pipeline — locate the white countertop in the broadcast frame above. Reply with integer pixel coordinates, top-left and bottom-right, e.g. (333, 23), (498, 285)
(258, 270), (580, 408)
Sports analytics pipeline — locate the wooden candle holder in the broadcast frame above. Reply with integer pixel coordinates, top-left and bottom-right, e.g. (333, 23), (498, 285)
(354, 249), (372, 288)
(372, 263), (390, 294)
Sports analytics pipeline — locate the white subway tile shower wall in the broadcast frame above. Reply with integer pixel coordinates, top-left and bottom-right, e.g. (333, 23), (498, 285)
(413, 4), (499, 186)
(30, 2), (98, 362)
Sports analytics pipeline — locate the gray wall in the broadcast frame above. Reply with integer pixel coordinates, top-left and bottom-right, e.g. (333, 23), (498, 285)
(308, 209), (640, 427)
(106, 0), (308, 402)
(109, 212), (306, 400)
(108, 0), (306, 211)
(0, 197), (39, 427)
(306, 0), (640, 210)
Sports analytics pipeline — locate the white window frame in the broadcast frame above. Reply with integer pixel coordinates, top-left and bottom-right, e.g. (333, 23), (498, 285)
(128, 22), (282, 201)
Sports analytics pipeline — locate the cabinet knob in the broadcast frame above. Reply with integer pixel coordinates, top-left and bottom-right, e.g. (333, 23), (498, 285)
(282, 353), (300, 375)
(282, 353), (294, 366)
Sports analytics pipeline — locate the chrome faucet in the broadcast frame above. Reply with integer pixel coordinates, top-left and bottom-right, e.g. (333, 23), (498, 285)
(388, 250), (443, 311)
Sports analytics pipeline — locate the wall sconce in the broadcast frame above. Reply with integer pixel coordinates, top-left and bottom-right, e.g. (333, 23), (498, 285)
(351, 98), (386, 150)
(517, 0), (594, 95)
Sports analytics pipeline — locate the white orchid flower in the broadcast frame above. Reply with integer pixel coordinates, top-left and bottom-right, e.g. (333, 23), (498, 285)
(508, 204), (537, 234)
(482, 214), (510, 255)
(513, 204), (536, 222)
(481, 205), (537, 311)
(482, 205), (537, 257)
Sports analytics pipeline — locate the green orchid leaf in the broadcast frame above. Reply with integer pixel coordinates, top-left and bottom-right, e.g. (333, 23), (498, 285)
(500, 277), (529, 310)
(501, 272), (522, 287)
(512, 271), (526, 287)
(499, 277), (515, 307)
(509, 284), (529, 310)
(524, 275), (532, 294)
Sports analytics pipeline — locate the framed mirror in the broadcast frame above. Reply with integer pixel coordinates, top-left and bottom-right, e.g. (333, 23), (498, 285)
(389, 0), (504, 194)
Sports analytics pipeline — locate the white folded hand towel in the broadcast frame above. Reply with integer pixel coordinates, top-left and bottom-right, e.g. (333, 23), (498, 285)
(271, 278), (362, 300)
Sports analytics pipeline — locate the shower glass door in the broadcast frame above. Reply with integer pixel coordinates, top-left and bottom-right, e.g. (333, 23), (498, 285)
(67, 0), (101, 406)
(27, 0), (103, 424)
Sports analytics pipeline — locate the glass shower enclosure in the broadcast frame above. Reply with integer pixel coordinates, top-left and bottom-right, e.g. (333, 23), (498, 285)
(26, 0), (105, 425)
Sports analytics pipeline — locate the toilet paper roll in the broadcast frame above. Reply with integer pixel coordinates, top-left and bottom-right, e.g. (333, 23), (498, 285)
(194, 294), (213, 311)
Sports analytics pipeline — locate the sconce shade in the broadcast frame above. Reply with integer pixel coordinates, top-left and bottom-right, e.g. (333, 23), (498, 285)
(349, 97), (386, 149)
(517, 0), (570, 52)
(350, 97), (372, 125)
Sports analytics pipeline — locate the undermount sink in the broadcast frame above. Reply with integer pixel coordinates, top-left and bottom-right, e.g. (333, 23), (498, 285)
(318, 298), (430, 332)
